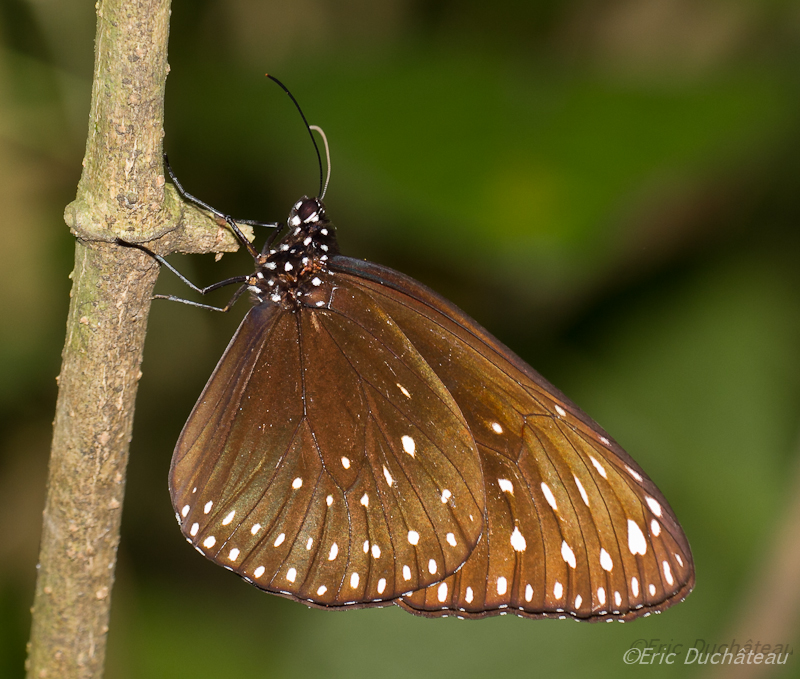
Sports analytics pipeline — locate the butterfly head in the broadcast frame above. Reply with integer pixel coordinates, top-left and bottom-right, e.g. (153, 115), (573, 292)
(288, 196), (326, 228)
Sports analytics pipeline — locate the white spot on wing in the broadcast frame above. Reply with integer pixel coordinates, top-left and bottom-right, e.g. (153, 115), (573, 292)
(465, 586), (474, 603)
(600, 548), (613, 571)
(407, 530), (420, 545)
(554, 581), (563, 599)
(651, 519), (661, 536)
(371, 544), (381, 559)
(625, 464), (643, 481)
(645, 496), (663, 517)
(377, 578), (386, 594)
(614, 591), (622, 607)
(273, 533), (285, 547)
(397, 383), (411, 398)
(428, 559), (437, 574)
(204, 501), (213, 514)
(541, 482), (558, 510)
(350, 572), (359, 588)
(250, 523), (261, 535)
(181, 505), (190, 518)
(292, 477), (303, 489)
(497, 577), (508, 595)
(510, 527), (527, 552)
(441, 489), (452, 503)
(328, 543), (338, 561)
(491, 422), (503, 434)
(437, 582), (448, 602)
(525, 584), (533, 602)
(498, 478), (514, 493)
(190, 523), (199, 537)
(575, 594), (583, 609)
(663, 561), (674, 585)
(287, 568), (297, 582)
(317, 585), (327, 595)
(229, 548), (240, 561)
(561, 541), (576, 568)
(203, 536), (216, 549)
(649, 583), (656, 596)
(383, 466), (394, 486)
(555, 405), (566, 417)
(401, 435), (416, 456)
(631, 577), (639, 597)
(597, 587), (606, 605)
(589, 456), (608, 478)
(360, 493), (369, 507)
(326, 495), (333, 506)
(402, 565), (411, 581)
(222, 510), (235, 525)
(254, 566), (265, 578)
(446, 532), (457, 547)
(574, 476), (589, 506)
(306, 537), (313, 550)
(627, 520), (647, 555)
(341, 457), (350, 469)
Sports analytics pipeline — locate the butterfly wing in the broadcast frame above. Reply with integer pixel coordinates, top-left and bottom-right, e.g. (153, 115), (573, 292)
(331, 255), (695, 621)
(170, 281), (485, 607)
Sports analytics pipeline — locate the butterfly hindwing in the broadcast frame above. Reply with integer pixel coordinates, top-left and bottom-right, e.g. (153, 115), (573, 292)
(332, 255), (695, 620)
(170, 279), (485, 608)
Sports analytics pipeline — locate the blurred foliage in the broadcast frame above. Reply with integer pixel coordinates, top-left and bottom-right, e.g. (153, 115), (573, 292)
(1, 0), (800, 677)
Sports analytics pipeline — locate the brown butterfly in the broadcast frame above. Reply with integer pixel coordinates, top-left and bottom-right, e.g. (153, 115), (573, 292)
(156, 77), (694, 622)
(163, 197), (694, 622)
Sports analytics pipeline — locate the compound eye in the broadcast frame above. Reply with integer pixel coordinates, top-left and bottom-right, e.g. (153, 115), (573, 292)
(298, 198), (323, 224)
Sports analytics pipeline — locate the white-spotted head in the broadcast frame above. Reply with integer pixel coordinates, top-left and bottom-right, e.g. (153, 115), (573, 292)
(288, 197), (326, 228)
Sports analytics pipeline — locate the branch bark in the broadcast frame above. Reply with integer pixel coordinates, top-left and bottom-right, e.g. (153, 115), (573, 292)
(26, 1), (242, 677)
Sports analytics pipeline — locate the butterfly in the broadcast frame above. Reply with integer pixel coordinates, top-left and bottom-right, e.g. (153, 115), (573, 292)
(157, 78), (694, 622)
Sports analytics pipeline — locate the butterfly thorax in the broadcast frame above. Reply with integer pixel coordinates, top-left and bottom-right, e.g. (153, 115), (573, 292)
(248, 196), (340, 311)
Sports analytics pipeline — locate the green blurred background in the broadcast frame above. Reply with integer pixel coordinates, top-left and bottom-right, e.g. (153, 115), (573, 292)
(2, 0), (800, 677)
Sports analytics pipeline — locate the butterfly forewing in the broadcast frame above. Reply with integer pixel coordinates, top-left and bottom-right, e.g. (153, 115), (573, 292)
(331, 256), (694, 620)
(166, 188), (693, 622)
(170, 277), (485, 607)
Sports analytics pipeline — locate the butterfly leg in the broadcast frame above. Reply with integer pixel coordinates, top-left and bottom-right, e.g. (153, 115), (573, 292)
(236, 217), (287, 255)
(154, 283), (248, 313)
(116, 239), (249, 312)
(238, 217), (283, 230)
(163, 154), (271, 259)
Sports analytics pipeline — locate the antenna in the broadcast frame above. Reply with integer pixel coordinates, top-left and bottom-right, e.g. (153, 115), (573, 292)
(309, 125), (331, 200)
(265, 73), (325, 199)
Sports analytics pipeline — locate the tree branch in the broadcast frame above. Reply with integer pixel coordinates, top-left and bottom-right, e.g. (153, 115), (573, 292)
(27, 1), (243, 677)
